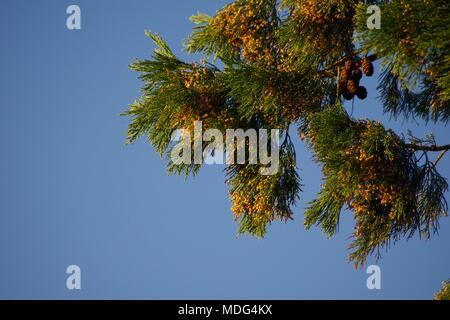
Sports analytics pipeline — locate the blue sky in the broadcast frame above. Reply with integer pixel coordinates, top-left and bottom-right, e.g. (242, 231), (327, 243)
(0, 0), (449, 299)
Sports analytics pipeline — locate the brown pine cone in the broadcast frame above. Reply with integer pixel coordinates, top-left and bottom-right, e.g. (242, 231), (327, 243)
(341, 88), (354, 101)
(344, 60), (354, 71)
(340, 68), (351, 82)
(362, 58), (374, 76)
(347, 79), (359, 94)
(356, 86), (368, 100)
(351, 69), (363, 81)
(367, 54), (377, 62)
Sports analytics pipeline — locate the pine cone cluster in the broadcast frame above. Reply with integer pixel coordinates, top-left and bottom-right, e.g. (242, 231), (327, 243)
(339, 56), (375, 101)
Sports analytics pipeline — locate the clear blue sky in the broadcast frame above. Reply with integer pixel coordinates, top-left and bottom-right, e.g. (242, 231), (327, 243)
(0, 0), (449, 299)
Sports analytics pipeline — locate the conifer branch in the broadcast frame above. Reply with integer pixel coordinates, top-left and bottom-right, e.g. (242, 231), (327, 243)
(406, 143), (450, 152)
(126, 0), (450, 270)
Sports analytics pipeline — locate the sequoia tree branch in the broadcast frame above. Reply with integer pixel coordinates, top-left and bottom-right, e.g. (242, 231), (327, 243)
(406, 144), (450, 152)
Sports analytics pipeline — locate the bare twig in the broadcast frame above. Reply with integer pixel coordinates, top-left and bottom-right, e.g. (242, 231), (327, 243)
(406, 144), (450, 152)
(434, 150), (448, 166)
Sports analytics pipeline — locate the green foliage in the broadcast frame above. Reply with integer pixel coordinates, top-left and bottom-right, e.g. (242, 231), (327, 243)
(279, 0), (357, 66)
(226, 133), (302, 237)
(435, 280), (450, 300)
(305, 105), (448, 267)
(124, 31), (229, 176)
(355, 0), (450, 122)
(221, 61), (326, 124)
(377, 67), (450, 122)
(185, 11), (237, 62)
